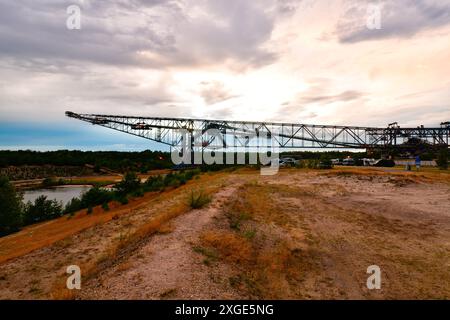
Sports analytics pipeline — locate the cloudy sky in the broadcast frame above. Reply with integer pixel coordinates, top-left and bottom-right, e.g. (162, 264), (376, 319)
(0, 0), (449, 151)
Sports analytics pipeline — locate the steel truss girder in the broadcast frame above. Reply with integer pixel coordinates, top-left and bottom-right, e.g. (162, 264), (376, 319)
(65, 111), (450, 150)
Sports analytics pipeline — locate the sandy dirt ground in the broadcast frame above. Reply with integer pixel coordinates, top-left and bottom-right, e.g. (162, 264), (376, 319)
(79, 184), (244, 299)
(0, 167), (449, 299)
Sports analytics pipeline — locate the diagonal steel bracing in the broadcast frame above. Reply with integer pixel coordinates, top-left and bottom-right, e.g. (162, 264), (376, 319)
(65, 111), (450, 151)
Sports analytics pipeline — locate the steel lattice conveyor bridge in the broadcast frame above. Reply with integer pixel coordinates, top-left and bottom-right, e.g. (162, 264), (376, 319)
(65, 111), (449, 151)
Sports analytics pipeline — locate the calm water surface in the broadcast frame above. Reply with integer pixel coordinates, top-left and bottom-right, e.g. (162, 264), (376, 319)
(23, 186), (91, 205)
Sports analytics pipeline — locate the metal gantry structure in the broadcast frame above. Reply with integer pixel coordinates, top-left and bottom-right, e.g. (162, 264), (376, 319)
(65, 111), (450, 152)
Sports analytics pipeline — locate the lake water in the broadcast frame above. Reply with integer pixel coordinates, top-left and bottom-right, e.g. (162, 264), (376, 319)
(23, 186), (91, 206)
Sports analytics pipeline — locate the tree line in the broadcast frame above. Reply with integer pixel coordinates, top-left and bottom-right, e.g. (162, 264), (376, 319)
(0, 150), (173, 173)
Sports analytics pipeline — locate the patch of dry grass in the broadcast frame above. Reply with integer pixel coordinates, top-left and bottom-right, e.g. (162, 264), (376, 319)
(160, 288), (177, 299)
(116, 261), (133, 273)
(188, 189), (212, 209)
(156, 222), (175, 234)
(50, 200), (192, 299)
(322, 166), (449, 184)
(200, 231), (253, 264)
(196, 182), (323, 299)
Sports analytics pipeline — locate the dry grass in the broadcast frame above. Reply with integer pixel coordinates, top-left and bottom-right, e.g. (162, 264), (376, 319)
(3, 167), (449, 300)
(322, 166), (450, 184)
(0, 192), (160, 264)
(195, 172), (450, 299)
(188, 189), (212, 209)
(196, 182), (322, 299)
(156, 222), (175, 234)
(49, 201), (190, 299)
(200, 231), (253, 264)
(116, 261), (133, 273)
(48, 178), (220, 300)
(160, 288), (177, 299)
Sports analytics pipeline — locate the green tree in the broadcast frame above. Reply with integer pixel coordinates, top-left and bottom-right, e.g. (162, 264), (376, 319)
(23, 195), (63, 225)
(144, 175), (164, 192)
(319, 154), (333, 169)
(115, 172), (141, 195)
(80, 187), (113, 208)
(0, 176), (23, 236)
(42, 177), (56, 187)
(64, 197), (82, 214)
(93, 164), (101, 173)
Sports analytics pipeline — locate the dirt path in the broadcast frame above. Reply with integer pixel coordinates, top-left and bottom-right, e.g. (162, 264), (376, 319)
(79, 182), (246, 299)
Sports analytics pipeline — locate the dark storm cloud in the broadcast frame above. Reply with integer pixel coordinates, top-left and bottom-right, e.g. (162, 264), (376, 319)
(337, 0), (450, 43)
(0, 1), (177, 67)
(0, 0), (278, 69)
(0, 0), (281, 124)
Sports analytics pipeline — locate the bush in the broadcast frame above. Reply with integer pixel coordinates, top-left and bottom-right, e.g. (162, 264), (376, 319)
(140, 166), (148, 174)
(42, 177), (56, 187)
(188, 190), (211, 209)
(131, 189), (144, 197)
(181, 169), (200, 181)
(436, 149), (448, 170)
(163, 172), (175, 186)
(41, 177), (65, 187)
(101, 202), (110, 211)
(307, 159), (319, 169)
(295, 161), (306, 169)
(117, 195), (129, 205)
(178, 176), (187, 185)
(144, 170), (199, 192)
(80, 186), (114, 208)
(168, 178), (182, 188)
(64, 197), (82, 214)
(318, 155), (333, 169)
(0, 176), (23, 236)
(115, 172), (141, 195)
(23, 195), (63, 225)
(144, 175), (164, 192)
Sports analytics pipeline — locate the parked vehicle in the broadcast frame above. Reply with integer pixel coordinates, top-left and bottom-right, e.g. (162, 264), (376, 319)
(318, 160), (333, 169)
(331, 158), (342, 165)
(279, 157), (300, 166)
(342, 158), (355, 166)
(278, 159), (287, 167)
(373, 159), (395, 167)
(361, 158), (376, 166)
